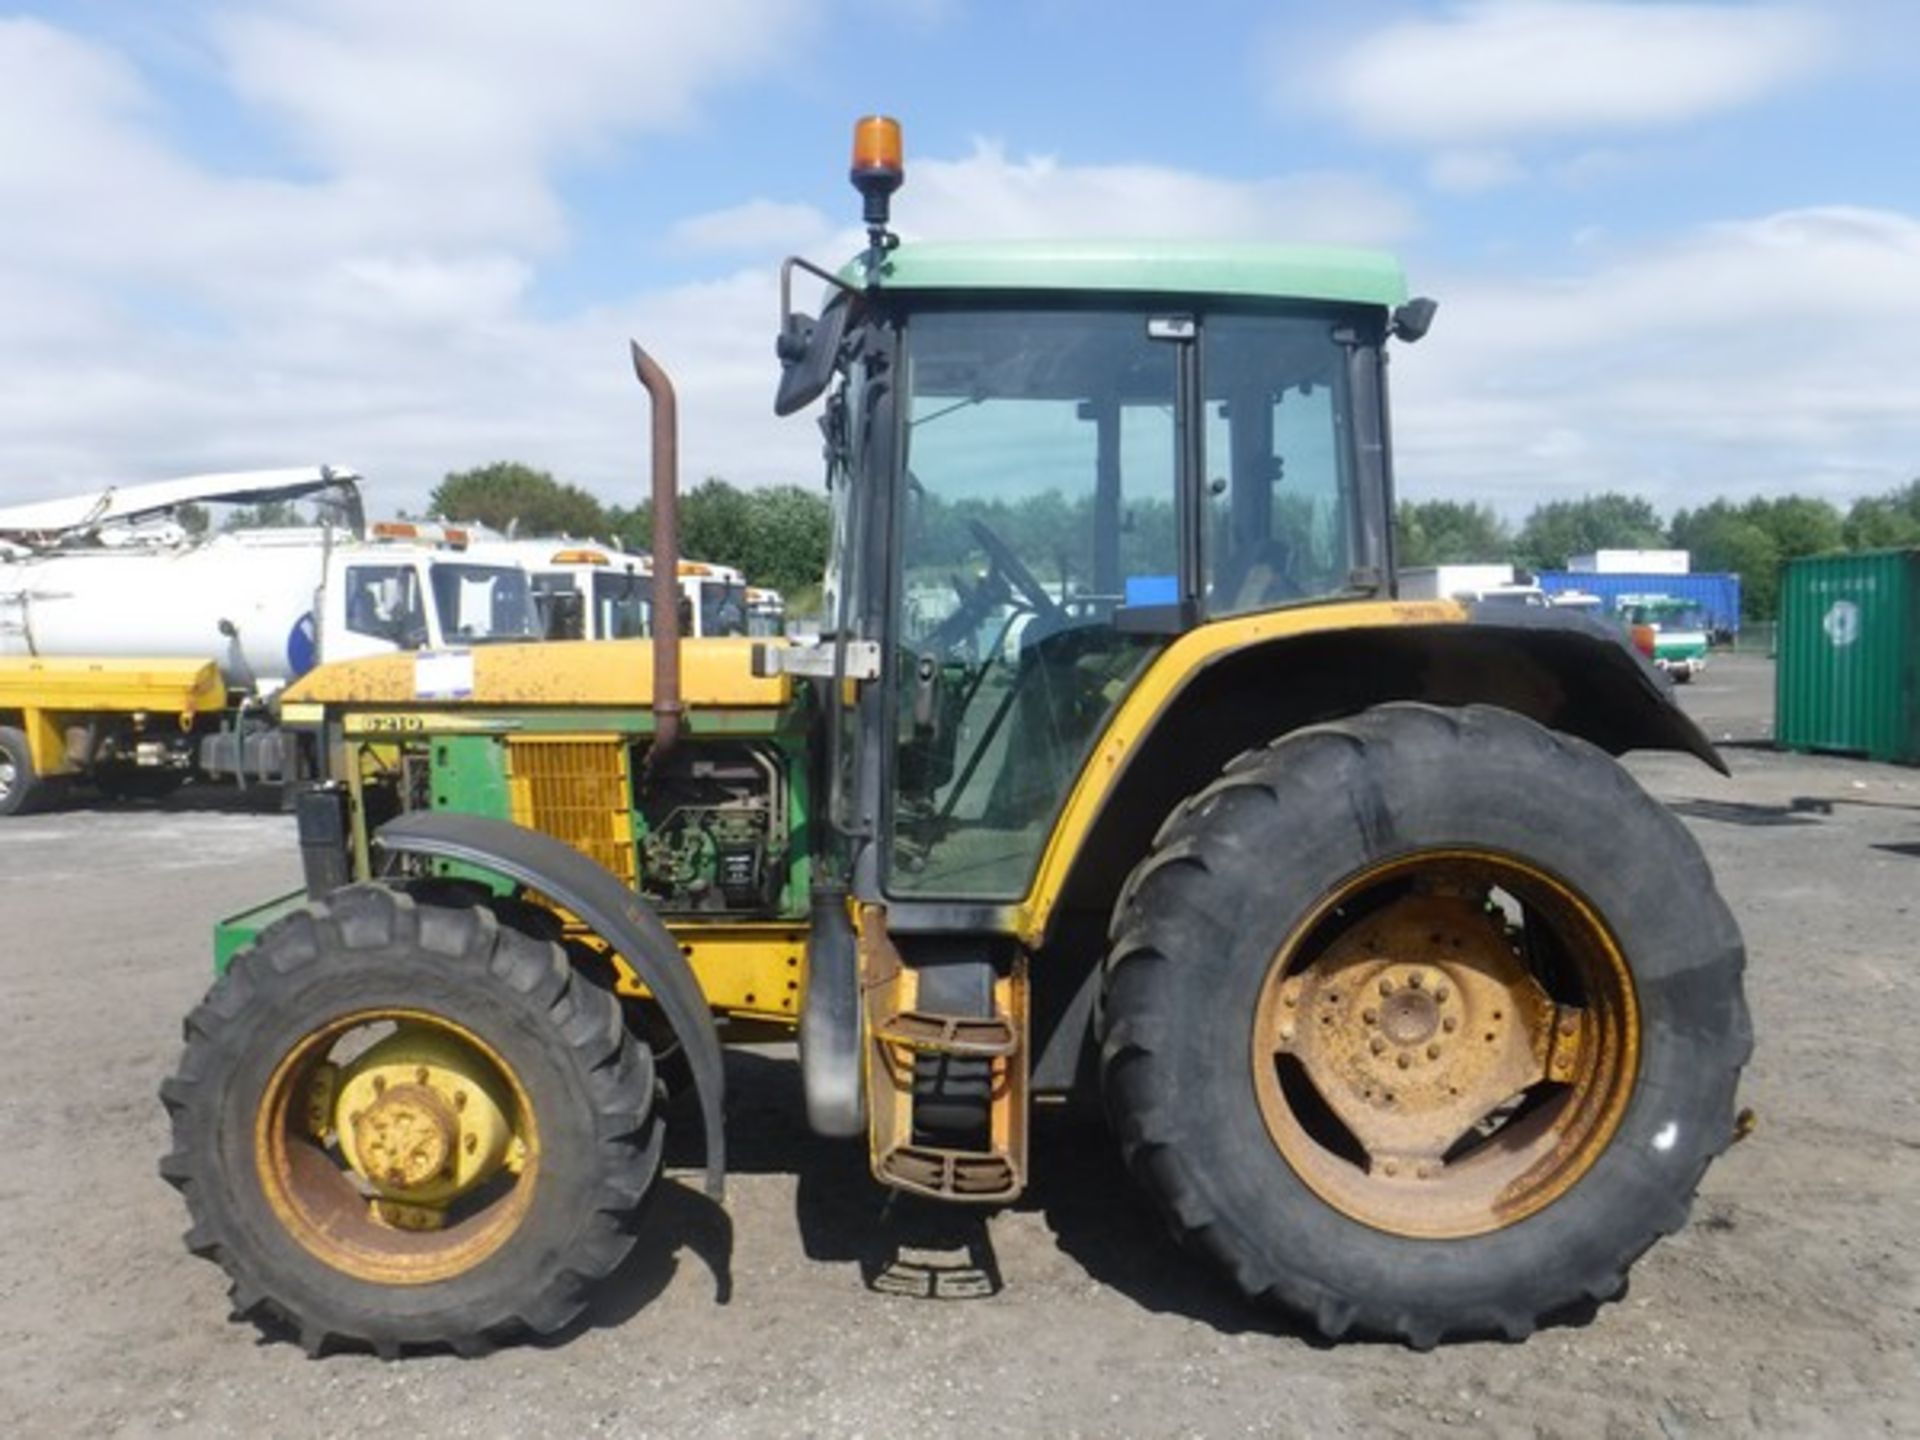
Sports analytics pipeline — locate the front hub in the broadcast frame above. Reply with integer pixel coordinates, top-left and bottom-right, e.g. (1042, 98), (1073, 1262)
(330, 1030), (521, 1227)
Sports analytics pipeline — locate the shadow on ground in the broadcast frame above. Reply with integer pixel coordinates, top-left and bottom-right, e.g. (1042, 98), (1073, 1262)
(653, 1049), (1316, 1340)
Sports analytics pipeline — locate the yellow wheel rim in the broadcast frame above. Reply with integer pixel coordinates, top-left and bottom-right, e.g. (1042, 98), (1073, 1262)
(254, 1009), (540, 1286)
(1251, 850), (1640, 1239)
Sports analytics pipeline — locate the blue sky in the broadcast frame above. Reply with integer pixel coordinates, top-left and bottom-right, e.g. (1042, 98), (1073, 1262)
(1, 0), (1916, 519)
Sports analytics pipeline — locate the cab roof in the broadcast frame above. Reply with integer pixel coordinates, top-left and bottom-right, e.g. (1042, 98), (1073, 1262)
(847, 240), (1408, 308)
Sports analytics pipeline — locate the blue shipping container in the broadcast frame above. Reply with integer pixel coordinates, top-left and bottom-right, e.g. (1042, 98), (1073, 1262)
(1535, 571), (1742, 635)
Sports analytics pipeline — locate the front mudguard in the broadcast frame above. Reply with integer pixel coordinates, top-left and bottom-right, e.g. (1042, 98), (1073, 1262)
(376, 811), (727, 1198)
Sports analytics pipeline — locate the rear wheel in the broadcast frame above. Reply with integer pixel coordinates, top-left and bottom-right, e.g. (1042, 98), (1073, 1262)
(1099, 703), (1749, 1346)
(0, 725), (44, 817)
(161, 885), (662, 1357)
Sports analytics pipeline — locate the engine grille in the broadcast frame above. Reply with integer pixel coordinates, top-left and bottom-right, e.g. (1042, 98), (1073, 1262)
(506, 738), (636, 886)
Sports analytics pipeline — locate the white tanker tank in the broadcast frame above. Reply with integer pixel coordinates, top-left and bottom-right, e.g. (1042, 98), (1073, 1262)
(2, 530), (338, 689)
(0, 468), (543, 816)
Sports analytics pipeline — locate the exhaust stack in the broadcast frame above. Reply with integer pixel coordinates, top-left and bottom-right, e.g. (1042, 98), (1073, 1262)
(630, 341), (682, 767)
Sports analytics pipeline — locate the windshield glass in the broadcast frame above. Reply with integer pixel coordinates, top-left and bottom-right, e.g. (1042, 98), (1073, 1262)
(430, 563), (538, 643)
(890, 307), (1175, 899)
(528, 572), (578, 636)
(1202, 313), (1360, 613)
(699, 578), (747, 637)
(592, 570), (650, 639)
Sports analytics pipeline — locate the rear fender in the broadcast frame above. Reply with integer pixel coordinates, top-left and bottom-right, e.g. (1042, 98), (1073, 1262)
(376, 811), (727, 1199)
(1027, 603), (1723, 950)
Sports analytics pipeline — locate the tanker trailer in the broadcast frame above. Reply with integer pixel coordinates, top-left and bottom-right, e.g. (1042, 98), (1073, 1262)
(0, 470), (541, 815)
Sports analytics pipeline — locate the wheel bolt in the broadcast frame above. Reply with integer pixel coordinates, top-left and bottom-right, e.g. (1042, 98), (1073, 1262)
(1427, 1043), (1441, 1060)
(1370, 1036), (1388, 1055)
(1408, 971), (1424, 989)
(1396, 1053), (1412, 1070)
(1442, 1017), (1458, 1033)
(1363, 1008), (1378, 1025)
(1379, 978), (1395, 996)
(1435, 984), (1451, 1002)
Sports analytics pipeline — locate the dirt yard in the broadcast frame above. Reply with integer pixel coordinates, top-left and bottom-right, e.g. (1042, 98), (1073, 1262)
(0, 655), (1913, 1437)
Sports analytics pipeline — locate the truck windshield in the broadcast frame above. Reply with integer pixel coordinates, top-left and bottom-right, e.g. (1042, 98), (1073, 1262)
(593, 570), (650, 639)
(699, 578), (747, 637)
(429, 563), (539, 643)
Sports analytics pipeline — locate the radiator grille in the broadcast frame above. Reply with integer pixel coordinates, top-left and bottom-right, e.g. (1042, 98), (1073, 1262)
(507, 739), (636, 885)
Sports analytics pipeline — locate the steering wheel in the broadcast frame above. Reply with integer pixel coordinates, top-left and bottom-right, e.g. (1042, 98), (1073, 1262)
(968, 518), (1066, 626)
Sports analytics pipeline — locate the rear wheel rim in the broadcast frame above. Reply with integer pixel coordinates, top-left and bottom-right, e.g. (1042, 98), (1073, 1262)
(0, 747), (17, 800)
(1251, 850), (1640, 1239)
(254, 1008), (540, 1285)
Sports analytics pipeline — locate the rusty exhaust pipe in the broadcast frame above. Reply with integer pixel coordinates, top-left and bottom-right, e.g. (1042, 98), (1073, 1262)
(630, 341), (682, 769)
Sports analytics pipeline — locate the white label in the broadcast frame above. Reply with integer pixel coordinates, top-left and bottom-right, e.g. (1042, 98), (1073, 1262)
(1821, 599), (1860, 648)
(414, 648), (475, 700)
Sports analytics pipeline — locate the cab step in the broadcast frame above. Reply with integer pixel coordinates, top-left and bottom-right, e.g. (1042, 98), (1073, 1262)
(857, 908), (1029, 1204)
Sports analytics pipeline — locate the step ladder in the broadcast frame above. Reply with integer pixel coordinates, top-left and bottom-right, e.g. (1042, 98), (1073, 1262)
(858, 907), (1028, 1203)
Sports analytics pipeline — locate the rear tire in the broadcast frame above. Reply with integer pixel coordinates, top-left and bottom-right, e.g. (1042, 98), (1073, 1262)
(1098, 703), (1749, 1346)
(0, 725), (45, 817)
(161, 885), (662, 1357)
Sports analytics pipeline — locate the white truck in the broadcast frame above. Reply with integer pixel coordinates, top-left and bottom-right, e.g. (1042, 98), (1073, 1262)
(0, 469), (539, 815)
(467, 538), (759, 640)
(1398, 563), (1547, 607)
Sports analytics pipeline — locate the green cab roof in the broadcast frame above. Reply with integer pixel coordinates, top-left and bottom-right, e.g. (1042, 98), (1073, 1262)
(844, 240), (1408, 308)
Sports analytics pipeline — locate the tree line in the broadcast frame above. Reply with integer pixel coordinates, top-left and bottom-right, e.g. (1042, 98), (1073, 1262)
(420, 461), (1920, 624)
(1396, 480), (1920, 619)
(427, 461), (830, 601)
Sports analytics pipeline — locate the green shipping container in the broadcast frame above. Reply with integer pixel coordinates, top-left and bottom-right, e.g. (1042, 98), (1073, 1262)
(1775, 549), (1920, 764)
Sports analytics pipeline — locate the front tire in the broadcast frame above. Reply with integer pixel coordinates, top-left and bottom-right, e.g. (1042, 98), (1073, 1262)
(1098, 703), (1749, 1346)
(161, 885), (662, 1357)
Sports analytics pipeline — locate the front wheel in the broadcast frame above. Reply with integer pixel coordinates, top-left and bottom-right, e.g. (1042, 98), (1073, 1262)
(1099, 704), (1749, 1346)
(161, 885), (662, 1357)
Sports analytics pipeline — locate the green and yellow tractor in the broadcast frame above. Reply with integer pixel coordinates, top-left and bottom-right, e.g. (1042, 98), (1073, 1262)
(161, 117), (1750, 1354)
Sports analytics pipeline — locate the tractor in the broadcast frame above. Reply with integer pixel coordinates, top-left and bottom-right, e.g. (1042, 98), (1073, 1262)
(161, 117), (1750, 1354)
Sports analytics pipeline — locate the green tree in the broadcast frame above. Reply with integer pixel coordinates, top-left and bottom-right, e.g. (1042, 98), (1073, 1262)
(1515, 493), (1666, 570)
(737, 485), (833, 595)
(1670, 494), (1844, 620)
(612, 479), (834, 598)
(1394, 499), (1511, 568)
(1843, 479), (1920, 550)
(1669, 501), (1780, 619)
(429, 462), (608, 536)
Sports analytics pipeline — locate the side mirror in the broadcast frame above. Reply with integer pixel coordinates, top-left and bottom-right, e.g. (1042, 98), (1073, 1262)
(774, 292), (852, 417)
(1391, 297), (1438, 343)
(545, 589), (586, 641)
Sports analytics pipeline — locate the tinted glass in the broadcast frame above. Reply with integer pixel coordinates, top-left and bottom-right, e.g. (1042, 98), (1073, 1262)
(891, 309), (1175, 898)
(1202, 314), (1358, 614)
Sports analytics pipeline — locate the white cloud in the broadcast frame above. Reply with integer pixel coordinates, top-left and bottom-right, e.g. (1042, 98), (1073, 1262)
(898, 141), (1415, 247)
(0, 7), (813, 508)
(1309, 1), (1832, 147)
(1392, 207), (1920, 512)
(0, 16), (1420, 514)
(1426, 148), (1527, 194)
(670, 200), (835, 255)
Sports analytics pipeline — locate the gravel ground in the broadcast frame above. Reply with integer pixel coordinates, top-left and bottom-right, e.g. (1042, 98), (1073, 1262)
(0, 654), (1914, 1438)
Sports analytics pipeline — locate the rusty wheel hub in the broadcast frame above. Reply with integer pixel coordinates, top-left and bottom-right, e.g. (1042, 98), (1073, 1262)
(256, 1011), (538, 1285)
(1254, 854), (1637, 1237)
(352, 1085), (458, 1192)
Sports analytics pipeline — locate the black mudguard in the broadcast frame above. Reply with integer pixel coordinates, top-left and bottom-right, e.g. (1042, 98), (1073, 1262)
(1459, 602), (1728, 774)
(376, 811), (727, 1199)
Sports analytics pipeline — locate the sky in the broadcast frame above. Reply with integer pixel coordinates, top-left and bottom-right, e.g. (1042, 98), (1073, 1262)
(1, 0), (1917, 521)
